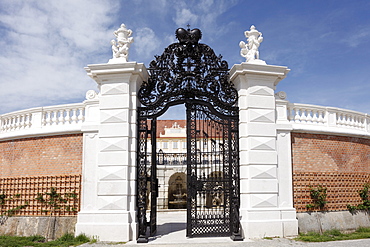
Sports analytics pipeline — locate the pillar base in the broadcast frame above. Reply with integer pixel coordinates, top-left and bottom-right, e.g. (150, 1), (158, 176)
(240, 208), (298, 238)
(75, 211), (135, 242)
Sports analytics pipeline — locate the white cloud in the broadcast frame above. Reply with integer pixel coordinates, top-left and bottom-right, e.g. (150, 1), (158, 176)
(134, 27), (161, 61)
(171, 0), (238, 40)
(342, 27), (370, 48)
(0, 0), (119, 114)
(174, 8), (199, 27)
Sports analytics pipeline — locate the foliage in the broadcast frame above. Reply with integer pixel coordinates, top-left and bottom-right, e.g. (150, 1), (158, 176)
(35, 187), (77, 215)
(0, 233), (91, 246)
(36, 187), (66, 213)
(0, 192), (29, 224)
(347, 183), (370, 213)
(0, 194), (6, 205)
(35, 187), (78, 240)
(5, 203), (29, 217)
(296, 227), (370, 242)
(306, 185), (328, 210)
(51, 233), (90, 246)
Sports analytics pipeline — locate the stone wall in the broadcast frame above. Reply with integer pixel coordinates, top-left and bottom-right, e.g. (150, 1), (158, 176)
(297, 211), (370, 233)
(0, 134), (83, 177)
(0, 216), (77, 239)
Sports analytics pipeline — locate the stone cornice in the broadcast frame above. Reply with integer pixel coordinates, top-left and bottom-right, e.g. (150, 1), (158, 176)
(229, 62), (290, 86)
(85, 62), (149, 84)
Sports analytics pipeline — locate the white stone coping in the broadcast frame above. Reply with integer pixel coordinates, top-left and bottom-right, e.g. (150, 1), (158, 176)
(0, 102), (89, 141)
(277, 101), (370, 138)
(2, 99), (369, 141)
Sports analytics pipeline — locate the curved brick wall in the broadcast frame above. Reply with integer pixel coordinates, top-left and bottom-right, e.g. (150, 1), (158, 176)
(0, 134), (83, 177)
(291, 132), (370, 212)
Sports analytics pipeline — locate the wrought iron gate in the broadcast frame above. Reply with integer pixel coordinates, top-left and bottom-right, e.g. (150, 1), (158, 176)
(136, 27), (242, 243)
(186, 103), (240, 238)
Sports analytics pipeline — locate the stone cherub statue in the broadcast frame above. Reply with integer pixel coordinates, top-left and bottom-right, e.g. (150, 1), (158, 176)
(239, 25), (266, 65)
(108, 23), (134, 63)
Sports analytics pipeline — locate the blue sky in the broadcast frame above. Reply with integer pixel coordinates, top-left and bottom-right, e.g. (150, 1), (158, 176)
(1, 0), (370, 118)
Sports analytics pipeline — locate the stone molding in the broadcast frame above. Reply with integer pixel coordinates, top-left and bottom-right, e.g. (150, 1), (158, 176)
(0, 103), (88, 141)
(276, 101), (370, 138)
(230, 62), (290, 86)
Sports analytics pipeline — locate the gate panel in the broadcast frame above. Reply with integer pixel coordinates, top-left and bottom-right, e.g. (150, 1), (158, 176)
(186, 103), (237, 237)
(137, 117), (149, 243)
(149, 119), (158, 236)
(137, 117), (158, 243)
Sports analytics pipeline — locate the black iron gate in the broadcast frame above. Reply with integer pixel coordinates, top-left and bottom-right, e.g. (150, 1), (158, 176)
(136, 27), (242, 243)
(186, 103), (240, 238)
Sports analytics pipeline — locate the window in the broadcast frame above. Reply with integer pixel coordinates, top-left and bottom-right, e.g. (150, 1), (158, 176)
(163, 142), (168, 149)
(173, 141), (178, 149)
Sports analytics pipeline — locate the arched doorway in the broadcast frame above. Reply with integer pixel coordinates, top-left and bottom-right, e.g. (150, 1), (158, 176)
(168, 172), (187, 209)
(136, 27), (242, 242)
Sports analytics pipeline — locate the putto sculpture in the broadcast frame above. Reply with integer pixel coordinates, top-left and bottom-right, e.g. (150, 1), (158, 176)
(239, 25), (266, 64)
(108, 23), (134, 63)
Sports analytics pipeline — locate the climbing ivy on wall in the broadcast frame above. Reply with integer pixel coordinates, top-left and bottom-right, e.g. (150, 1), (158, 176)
(347, 183), (370, 213)
(0, 193), (29, 225)
(36, 187), (78, 215)
(306, 185), (328, 210)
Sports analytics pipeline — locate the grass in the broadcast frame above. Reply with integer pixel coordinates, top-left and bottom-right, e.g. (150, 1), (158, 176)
(0, 233), (91, 247)
(296, 227), (370, 242)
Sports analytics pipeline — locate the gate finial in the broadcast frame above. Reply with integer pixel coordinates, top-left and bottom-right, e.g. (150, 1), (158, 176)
(176, 27), (202, 44)
(108, 23), (134, 64)
(239, 25), (266, 65)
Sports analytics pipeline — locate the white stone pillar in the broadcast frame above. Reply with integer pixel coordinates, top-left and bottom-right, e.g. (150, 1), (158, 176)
(230, 63), (298, 239)
(76, 62), (148, 242)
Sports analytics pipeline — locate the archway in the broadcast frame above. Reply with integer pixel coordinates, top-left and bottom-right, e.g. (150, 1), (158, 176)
(136, 27), (242, 243)
(168, 172), (187, 209)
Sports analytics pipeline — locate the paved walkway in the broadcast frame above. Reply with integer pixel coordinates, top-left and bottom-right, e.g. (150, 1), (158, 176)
(80, 211), (370, 247)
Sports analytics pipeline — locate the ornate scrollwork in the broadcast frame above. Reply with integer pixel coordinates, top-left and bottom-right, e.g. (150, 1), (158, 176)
(138, 27), (238, 117)
(137, 28), (241, 241)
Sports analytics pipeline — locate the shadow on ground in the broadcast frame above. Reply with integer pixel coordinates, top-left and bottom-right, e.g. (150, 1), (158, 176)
(148, 222), (186, 242)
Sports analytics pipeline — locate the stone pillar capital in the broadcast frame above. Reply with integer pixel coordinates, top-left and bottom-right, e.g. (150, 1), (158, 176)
(230, 62), (290, 87)
(85, 62), (148, 86)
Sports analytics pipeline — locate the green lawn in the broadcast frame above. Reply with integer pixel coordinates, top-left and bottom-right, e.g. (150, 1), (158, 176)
(0, 233), (91, 247)
(296, 227), (370, 242)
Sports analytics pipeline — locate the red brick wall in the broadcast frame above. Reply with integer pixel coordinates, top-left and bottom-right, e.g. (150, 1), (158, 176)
(292, 133), (370, 173)
(291, 133), (370, 212)
(0, 134), (83, 178)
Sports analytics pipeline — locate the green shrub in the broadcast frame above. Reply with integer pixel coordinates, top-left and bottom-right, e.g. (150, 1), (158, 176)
(347, 183), (370, 212)
(306, 185), (327, 210)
